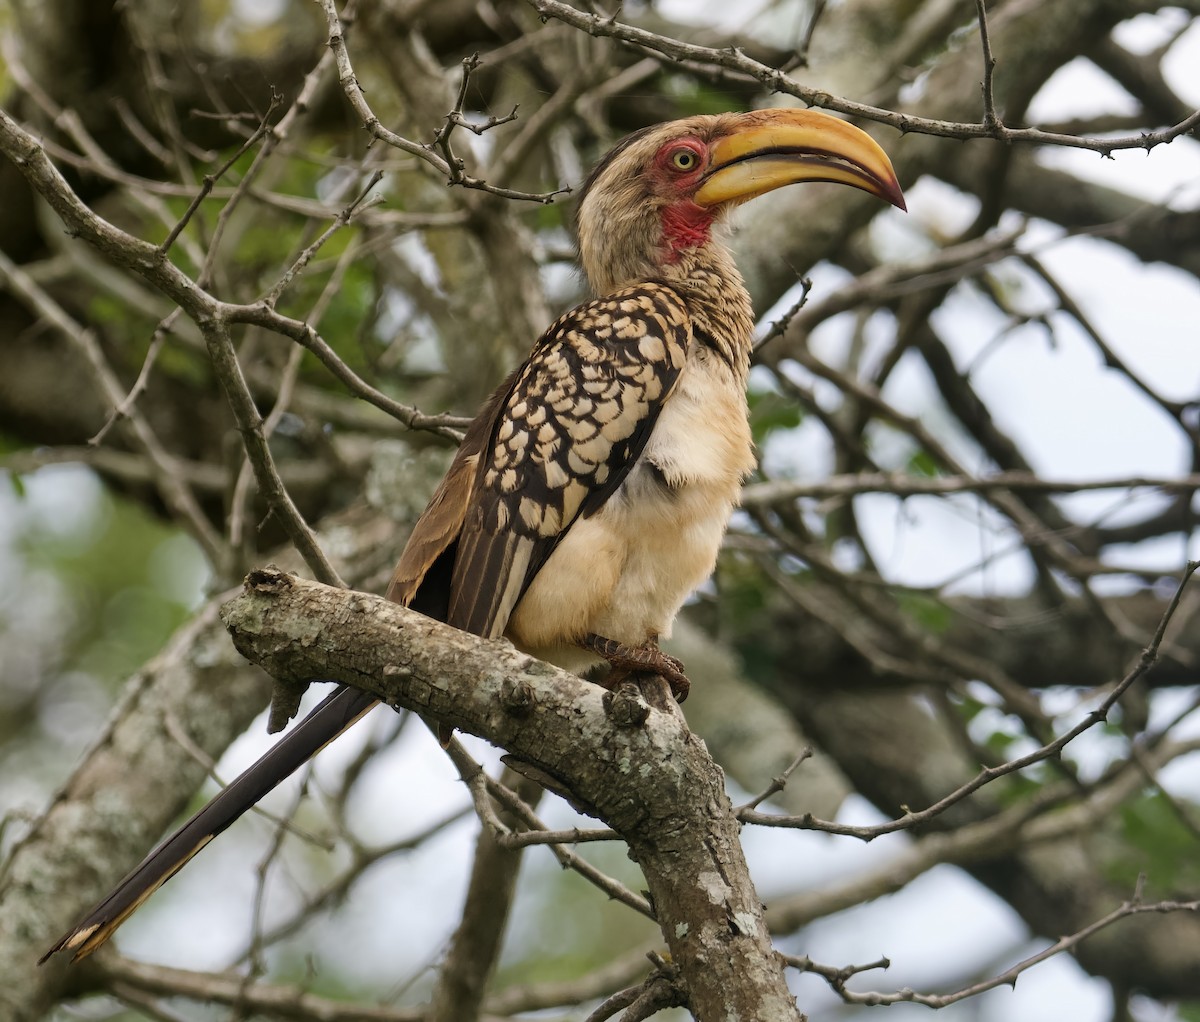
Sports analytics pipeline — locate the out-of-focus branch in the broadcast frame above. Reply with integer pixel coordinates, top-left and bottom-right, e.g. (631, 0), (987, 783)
(100, 956), (435, 1022)
(743, 472), (1200, 503)
(0, 245), (227, 565)
(788, 889), (1200, 1008)
(0, 598), (266, 1022)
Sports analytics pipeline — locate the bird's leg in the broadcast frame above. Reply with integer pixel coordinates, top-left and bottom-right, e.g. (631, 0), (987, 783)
(580, 633), (690, 702)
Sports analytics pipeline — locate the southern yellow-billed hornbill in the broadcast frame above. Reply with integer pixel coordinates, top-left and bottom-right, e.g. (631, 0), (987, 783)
(43, 108), (903, 963)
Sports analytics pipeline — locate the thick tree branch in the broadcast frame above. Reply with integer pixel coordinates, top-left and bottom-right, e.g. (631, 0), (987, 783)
(219, 568), (801, 1022)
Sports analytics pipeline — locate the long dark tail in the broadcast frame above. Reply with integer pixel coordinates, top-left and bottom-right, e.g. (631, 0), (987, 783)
(40, 685), (378, 963)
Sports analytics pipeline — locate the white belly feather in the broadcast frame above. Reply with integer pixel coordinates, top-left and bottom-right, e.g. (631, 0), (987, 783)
(506, 352), (754, 672)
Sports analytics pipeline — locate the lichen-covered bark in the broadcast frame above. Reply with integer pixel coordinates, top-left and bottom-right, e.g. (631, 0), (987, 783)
(220, 569), (803, 1022)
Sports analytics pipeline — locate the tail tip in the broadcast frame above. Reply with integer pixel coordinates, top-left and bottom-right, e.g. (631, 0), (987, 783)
(37, 923), (103, 966)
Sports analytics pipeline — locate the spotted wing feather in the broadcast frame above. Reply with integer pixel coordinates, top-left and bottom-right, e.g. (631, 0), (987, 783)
(446, 284), (691, 638)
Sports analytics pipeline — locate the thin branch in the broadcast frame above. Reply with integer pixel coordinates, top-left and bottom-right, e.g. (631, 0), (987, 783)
(227, 302), (466, 441)
(484, 944), (663, 1016)
(439, 735), (514, 839)
(260, 171), (383, 308)
(787, 886), (1200, 1007)
(110, 985), (191, 1022)
(975, 0), (1000, 131)
(741, 471), (1200, 504)
(9, 97), (469, 574)
(0, 246), (226, 566)
(1022, 252), (1191, 422)
(203, 315), (344, 585)
(494, 824), (620, 847)
(755, 225), (1025, 356)
(482, 774), (654, 918)
(743, 562), (1199, 841)
(88, 322), (169, 445)
(317, 0), (567, 204)
(101, 956), (437, 1022)
(161, 710), (332, 850)
(737, 749), (813, 812)
(583, 968), (686, 1021)
(526, 0), (1200, 154)
(159, 100), (278, 255)
(245, 806), (473, 953)
(765, 734), (1200, 932)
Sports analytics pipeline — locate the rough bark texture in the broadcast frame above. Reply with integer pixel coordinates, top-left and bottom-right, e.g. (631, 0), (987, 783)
(216, 570), (801, 1017)
(220, 568), (802, 1022)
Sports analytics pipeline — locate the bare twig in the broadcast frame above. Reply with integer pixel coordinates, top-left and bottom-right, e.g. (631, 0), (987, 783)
(317, 0), (567, 204)
(161, 710), (332, 849)
(743, 562), (1199, 840)
(786, 885), (1200, 1007)
(482, 774), (654, 918)
(203, 315), (344, 585)
(88, 323), (169, 446)
(159, 99), (278, 255)
(227, 303), (466, 441)
(0, 246), (226, 566)
(526, 0), (1200, 154)
(741, 471), (1200, 504)
(260, 170), (383, 308)
(755, 225), (1025, 355)
(975, 0), (1000, 131)
(101, 956), (434, 1021)
(737, 749), (813, 812)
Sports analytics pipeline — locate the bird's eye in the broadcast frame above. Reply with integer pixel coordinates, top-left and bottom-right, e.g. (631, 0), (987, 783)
(670, 149), (698, 171)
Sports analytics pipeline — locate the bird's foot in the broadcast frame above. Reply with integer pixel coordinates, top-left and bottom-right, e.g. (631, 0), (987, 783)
(581, 633), (690, 702)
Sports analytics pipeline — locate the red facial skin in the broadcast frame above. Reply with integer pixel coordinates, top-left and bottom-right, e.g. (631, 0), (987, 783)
(651, 137), (716, 261)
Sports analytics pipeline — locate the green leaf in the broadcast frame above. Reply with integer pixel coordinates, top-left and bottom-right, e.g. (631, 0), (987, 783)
(1103, 791), (1200, 896)
(907, 449), (942, 478)
(893, 591), (953, 634)
(747, 388), (803, 446)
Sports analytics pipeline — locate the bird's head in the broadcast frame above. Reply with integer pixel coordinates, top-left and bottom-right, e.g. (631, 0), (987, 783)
(575, 108), (905, 294)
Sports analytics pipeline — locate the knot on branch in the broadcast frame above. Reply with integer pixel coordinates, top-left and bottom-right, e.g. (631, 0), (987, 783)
(245, 564), (294, 593)
(501, 672), (536, 717)
(603, 681), (651, 729)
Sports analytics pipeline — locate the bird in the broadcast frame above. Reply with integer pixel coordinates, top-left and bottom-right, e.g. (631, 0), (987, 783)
(42, 107), (904, 963)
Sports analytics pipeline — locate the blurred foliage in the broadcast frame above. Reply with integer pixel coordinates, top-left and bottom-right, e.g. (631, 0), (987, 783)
(496, 844), (659, 987)
(907, 448), (942, 477)
(893, 590), (953, 634)
(664, 75), (742, 118)
(1106, 791), (1200, 898)
(748, 384), (805, 447)
(12, 468), (203, 685)
(0, 467), (205, 799)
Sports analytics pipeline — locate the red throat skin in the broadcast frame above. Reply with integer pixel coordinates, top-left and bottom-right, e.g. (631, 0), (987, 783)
(660, 201), (715, 262)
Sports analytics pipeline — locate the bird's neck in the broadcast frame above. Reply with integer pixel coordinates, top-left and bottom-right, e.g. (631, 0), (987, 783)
(658, 242), (754, 381)
(581, 222), (755, 379)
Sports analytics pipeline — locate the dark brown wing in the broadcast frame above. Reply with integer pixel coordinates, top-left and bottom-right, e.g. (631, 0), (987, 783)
(445, 284), (691, 637)
(385, 376), (514, 617)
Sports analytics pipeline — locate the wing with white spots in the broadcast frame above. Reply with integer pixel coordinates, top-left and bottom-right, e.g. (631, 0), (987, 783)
(447, 283), (691, 638)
